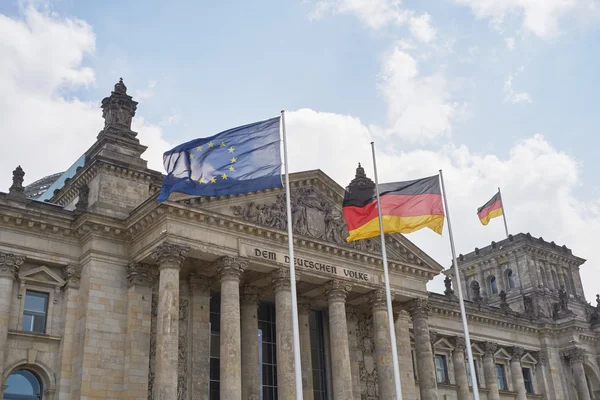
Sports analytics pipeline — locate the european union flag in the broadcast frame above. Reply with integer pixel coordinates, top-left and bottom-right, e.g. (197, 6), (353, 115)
(157, 117), (282, 202)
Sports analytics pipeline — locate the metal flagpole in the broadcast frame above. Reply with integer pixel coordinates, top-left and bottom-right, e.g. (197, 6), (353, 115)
(280, 110), (304, 400)
(370, 142), (403, 400)
(498, 187), (509, 239)
(439, 169), (480, 400)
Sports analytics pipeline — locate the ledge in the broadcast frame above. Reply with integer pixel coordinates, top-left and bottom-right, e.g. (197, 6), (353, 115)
(8, 330), (62, 342)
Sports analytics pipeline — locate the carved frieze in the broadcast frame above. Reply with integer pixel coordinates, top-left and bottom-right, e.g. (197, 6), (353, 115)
(63, 265), (82, 289)
(0, 252), (25, 279)
(356, 313), (379, 400)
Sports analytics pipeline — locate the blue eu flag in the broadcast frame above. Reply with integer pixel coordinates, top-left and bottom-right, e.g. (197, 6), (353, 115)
(157, 117), (282, 202)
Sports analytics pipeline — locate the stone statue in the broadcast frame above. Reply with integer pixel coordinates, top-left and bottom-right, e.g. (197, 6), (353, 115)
(100, 78), (138, 140)
(499, 290), (511, 311)
(444, 275), (454, 296)
(559, 285), (569, 312)
(8, 165), (25, 198)
(471, 281), (482, 303)
(523, 296), (534, 316)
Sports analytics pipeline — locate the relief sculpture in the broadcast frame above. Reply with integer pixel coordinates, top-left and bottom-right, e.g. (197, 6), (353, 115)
(178, 297), (189, 400)
(356, 314), (379, 400)
(148, 293), (158, 400)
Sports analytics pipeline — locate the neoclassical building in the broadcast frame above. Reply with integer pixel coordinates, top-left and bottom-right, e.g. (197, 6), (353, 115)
(0, 80), (599, 400)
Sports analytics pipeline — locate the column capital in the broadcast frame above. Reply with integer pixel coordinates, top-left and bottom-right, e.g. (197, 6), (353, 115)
(216, 256), (247, 281)
(297, 297), (313, 313)
(189, 273), (213, 292)
(268, 268), (300, 291)
(404, 298), (431, 319)
(511, 346), (525, 360)
(0, 252), (25, 279)
(126, 262), (158, 287)
(241, 285), (260, 305)
(429, 331), (438, 346)
(451, 336), (466, 352)
(564, 347), (586, 364)
(483, 341), (498, 357)
(393, 310), (410, 323)
(62, 265), (82, 289)
(536, 350), (548, 365)
(368, 289), (388, 311)
(324, 280), (352, 302)
(151, 242), (189, 270)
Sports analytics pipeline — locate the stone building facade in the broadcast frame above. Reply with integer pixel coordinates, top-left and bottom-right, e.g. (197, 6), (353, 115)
(0, 80), (599, 400)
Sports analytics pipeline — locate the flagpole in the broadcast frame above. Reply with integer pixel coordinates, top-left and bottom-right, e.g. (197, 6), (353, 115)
(280, 110), (304, 400)
(498, 187), (509, 239)
(370, 142), (403, 400)
(439, 169), (480, 400)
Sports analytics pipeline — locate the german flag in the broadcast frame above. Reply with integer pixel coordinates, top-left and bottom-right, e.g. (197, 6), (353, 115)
(477, 191), (503, 225)
(342, 175), (445, 242)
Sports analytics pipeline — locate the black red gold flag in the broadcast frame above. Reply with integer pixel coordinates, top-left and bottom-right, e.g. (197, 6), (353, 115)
(342, 175), (445, 242)
(477, 191), (503, 225)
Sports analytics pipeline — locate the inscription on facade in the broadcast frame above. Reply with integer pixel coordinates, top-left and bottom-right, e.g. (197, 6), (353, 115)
(240, 243), (374, 283)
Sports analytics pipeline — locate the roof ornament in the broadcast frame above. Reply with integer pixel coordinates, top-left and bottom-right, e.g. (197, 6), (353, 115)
(347, 162), (375, 189)
(8, 166), (25, 199)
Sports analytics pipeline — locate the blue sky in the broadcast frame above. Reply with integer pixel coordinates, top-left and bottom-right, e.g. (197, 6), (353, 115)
(1, 0), (600, 300)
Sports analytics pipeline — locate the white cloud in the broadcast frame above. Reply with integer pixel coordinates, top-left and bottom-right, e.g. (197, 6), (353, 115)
(0, 5), (170, 191)
(505, 36), (515, 49)
(286, 109), (599, 302)
(377, 48), (458, 142)
(134, 80), (158, 101)
(504, 68), (532, 103)
(453, 0), (599, 38)
(409, 13), (436, 43)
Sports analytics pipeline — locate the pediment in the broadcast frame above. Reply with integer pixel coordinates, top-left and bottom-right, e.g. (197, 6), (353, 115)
(176, 170), (443, 272)
(19, 266), (65, 287)
(433, 338), (454, 351)
(521, 353), (537, 365)
(471, 344), (484, 356)
(495, 348), (512, 360)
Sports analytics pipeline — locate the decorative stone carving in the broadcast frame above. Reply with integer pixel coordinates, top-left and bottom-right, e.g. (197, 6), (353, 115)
(100, 78), (139, 140)
(536, 350), (547, 365)
(558, 285), (569, 311)
(297, 297), (313, 313)
(324, 280), (352, 302)
(368, 289), (387, 311)
(216, 256), (247, 281)
(429, 331), (438, 346)
(404, 298), (431, 319)
(8, 166), (25, 198)
(511, 346), (525, 359)
(241, 285), (260, 304)
(178, 297), (189, 400)
(148, 293), (158, 400)
(444, 275), (454, 296)
(523, 296), (534, 317)
(499, 290), (511, 311)
(452, 336), (466, 352)
(591, 294), (600, 326)
(268, 268), (300, 291)
(63, 265), (82, 289)
(356, 313), (378, 400)
(75, 184), (89, 211)
(189, 273), (213, 292)
(564, 347), (586, 364)
(483, 341), (497, 357)
(151, 243), (189, 269)
(471, 281), (483, 303)
(126, 263), (157, 287)
(0, 252), (25, 279)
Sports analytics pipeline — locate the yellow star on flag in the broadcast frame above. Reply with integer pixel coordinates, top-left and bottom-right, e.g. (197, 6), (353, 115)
(228, 146), (235, 153)
(208, 141), (214, 148)
(231, 157), (237, 163)
(210, 177), (217, 183)
(221, 173), (228, 180)
(229, 166), (235, 172)
(189, 153), (194, 159)
(196, 145), (203, 151)
(220, 141), (226, 147)
(199, 177), (205, 184)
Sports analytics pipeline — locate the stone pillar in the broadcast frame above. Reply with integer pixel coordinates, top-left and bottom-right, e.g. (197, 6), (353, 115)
(270, 269), (297, 400)
(510, 347), (527, 400)
(190, 274), (212, 400)
(394, 312), (417, 399)
(298, 298), (314, 400)
(0, 253), (23, 398)
(451, 337), (470, 400)
(241, 285), (260, 400)
(347, 309), (362, 400)
(56, 265), (82, 399)
(217, 256), (247, 400)
(151, 243), (189, 400)
(325, 280), (354, 400)
(405, 298), (438, 400)
(534, 351), (549, 398)
(124, 263), (157, 400)
(565, 348), (591, 400)
(482, 342), (500, 400)
(369, 289), (395, 400)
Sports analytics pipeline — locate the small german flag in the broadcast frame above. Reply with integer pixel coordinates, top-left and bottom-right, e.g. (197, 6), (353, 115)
(477, 191), (503, 225)
(342, 175), (445, 242)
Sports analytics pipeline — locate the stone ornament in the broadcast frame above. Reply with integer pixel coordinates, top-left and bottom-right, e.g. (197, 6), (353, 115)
(63, 265), (83, 289)
(536, 350), (548, 366)
(0, 252), (25, 278)
(189, 273), (213, 292)
(368, 289), (388, 311)
(241, 285), (260, 305)
(511, 346), (525, 359)
(324, 280), (352, 302)
(483, 341), (498, 358)
(452, 336), (466, 352)
(297, 297), (313, 313)
(444, 275), (454, 296)
(126, 262), (158, 287)
(215, 256), (247, 281)
(8, 165), (25, 198)
(151, 242), (190, 270)
(101, 78), (139, 140)
(268, 268), (300, 291)
(75, 184), (89, 211)
(564, 347), (586, 364)
(429, 331), (439, 346)
(404, 298), (431, 319)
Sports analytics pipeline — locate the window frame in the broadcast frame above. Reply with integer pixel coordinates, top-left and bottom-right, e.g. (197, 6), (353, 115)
(3, 369), (42, 400)
(489, 275), (498, 295)
(21, 290), (50, 334)
(522, 367), (534, 394)
(495, 363), (509, 391)
(506, 269), (516, 290)
(434, 354), (450, 385)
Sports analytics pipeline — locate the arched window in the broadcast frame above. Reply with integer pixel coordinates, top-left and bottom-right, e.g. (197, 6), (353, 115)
(3, 370), (42, 400)
(551, 270), (559, 290)
(539, 267), (547, 288)
(489, 276), (498, 294)
(506, 269), (516, 289)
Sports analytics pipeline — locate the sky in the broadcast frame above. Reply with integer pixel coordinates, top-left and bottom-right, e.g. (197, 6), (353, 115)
(1, 0), (600, 303)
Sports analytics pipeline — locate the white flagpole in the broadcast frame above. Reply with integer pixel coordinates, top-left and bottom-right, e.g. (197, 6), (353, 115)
(498, 187), (509, 239)
(370, 142), (403, 400)
(280, 110), (304, 400)
(439, 169), (480, 400)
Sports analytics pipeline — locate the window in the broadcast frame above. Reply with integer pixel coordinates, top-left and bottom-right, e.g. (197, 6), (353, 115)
(467, 360), (479, 387)
(495, 364), (508, 391)
(258, 303), (277, 400)
(506, 269), (516, 289)
(489, 276), (498, 294)
(3, 369), (42, 400)
(434, 355), (449, 384)
(22, 291), (48, 333)
(522, 367), (534, 394)
(309, 310), (328, 400)
(209, 293), (221, 400)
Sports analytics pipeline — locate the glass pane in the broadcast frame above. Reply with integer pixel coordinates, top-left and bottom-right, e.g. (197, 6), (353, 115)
(24, 292), (48, 313)
(209, 358), (220, 380)
(5, 370), (41, 395)
(32, 315), (46, 333)
(22, 314), (34, 332)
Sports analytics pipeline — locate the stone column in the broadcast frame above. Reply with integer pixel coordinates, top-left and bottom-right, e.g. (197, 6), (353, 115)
(241, 285), (260, 400)
(124, 263), (157, 400)
(482, 342), (500, 400)
(565, 348), (591, 400)
(369, 289), (395, 400)
(510, 347), (527, 400)
(151, 243), (189, 400)
(347, 309), (362, 400)
(405, 298), (438, 400)
(325, 280), (354, 400)
(451, 337), (470, 400)
(298, 298), (314, 400)
(217, 256), (247, 400)
(190, 274), (212, 400)
(394, 312), (417, 399)
(534, 351), (548, 399)
(270, 269), (297, 400)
